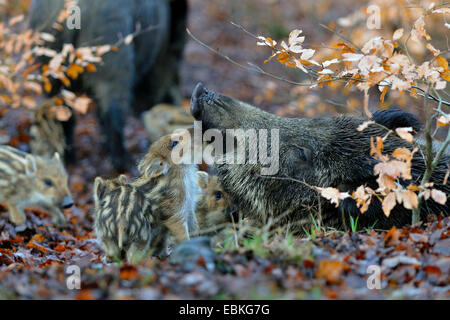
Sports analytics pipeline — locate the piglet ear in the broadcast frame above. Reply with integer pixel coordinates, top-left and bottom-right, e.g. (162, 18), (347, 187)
(94, 177), (106, 199)
(25, 155), (37, 177)
(53, 152), (61, 162)
(142, 158), (168, 179)
(118, 174), (128, 184)
(197, 171), (209, 190)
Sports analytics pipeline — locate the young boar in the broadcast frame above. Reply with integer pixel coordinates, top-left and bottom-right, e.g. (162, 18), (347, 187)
(0, 145), (73, 230)
(195, 171), (238, 235)
(29, 99), (66, 159)
(142, 104), (194, 142)
(133, 129), (200, 242)
(190, 83), (449, 231)
(93, 175), (168, 263)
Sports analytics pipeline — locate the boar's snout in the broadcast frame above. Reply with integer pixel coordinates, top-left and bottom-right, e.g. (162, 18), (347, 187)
(61, 196), (74, 209)
(191, 82), (218, 120)
(191, 82), (205, 119)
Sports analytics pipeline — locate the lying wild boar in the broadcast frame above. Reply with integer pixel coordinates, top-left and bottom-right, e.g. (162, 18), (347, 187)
(28, 0), (188, 171)
(0, 145), (73, 230)
(190, 83), (449, 231)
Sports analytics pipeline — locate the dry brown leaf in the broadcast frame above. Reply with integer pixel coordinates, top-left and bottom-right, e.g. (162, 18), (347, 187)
(316, 187), (350, 207)
(396, 190), (418, 210)
(430, 189), (447, 205)
(395, 127), (414, 142)
(382, 192), (396, 217)
(357, 120), (375, 131)
(393, 28), (404, 41)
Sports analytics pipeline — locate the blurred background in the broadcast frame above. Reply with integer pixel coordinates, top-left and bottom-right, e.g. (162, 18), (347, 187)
(2, 0), (449, 120)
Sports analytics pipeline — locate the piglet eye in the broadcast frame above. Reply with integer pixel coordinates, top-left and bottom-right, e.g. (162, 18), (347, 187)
(170, 140), (179, 149)
(214, 191), (223, 200)
(44, 179), (53, 187)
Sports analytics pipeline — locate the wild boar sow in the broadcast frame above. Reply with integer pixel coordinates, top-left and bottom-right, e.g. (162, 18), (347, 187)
(190, 83), (449, 231)
(29, 0), (188, 170)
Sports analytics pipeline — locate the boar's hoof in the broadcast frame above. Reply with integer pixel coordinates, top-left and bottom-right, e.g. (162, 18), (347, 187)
(15, 224), (27, 232)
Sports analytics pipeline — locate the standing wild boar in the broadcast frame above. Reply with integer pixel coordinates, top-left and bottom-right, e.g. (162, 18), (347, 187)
(190, 83), (449, 231)
(134, 129), (200, 241)
(28, 0), (188, 171)
(0, 145), (73, 230)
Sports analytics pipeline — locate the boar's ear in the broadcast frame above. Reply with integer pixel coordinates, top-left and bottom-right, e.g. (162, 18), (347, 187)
(143, 158), (168, 179)
(25, 155), (38, 177)
(118, 174), (128, 184)
(94, 177), (107, 199)
(197, 171), (209, 190)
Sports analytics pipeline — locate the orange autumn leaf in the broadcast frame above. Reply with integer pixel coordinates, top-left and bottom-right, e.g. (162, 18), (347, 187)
(85, 63), (97, 72)
(120, 264), (140, 280)
(277, 52), (290, 64)
(316, 260), (345, 283)
(437, 115), (450, 128)
(384, 226), (402, 245)
(392, 147), (414, 163)
(380, 86), (388, 103)
(436, 56), (448, 71)
(67, 64), (84, 79)
(26, 241), (48, 253)
(44, 79), (52, 93)
(54, 244), (66, 252)
(76, 290), (96, 300)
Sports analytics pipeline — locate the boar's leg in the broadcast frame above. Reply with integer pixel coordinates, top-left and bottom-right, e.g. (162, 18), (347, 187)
(96, 98), (129, 172)
(79, 6), (135, 171)
(87, 48), (135, 172)
(7, 203), (26, 227)
(126, 242), (150, 264)
(61, 114), (77, 165)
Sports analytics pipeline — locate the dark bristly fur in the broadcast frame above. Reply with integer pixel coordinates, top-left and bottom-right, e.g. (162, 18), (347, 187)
(190, 83), (449, 232)
(371, 109), (423, 134)
(28, 0), (188, 171)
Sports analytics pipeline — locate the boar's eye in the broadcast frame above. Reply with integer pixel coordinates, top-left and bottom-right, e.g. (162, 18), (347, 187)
(299, 148), (308, 162)
(170, 140), (179, 150)
(295, 146), (311, 164)
(214, 191), (223, 200)
(44, 179), (53, 187)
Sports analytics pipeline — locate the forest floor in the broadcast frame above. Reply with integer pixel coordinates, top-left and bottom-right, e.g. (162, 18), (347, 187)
(0, 0), (449, 300)
(0, 108), (449, 300)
